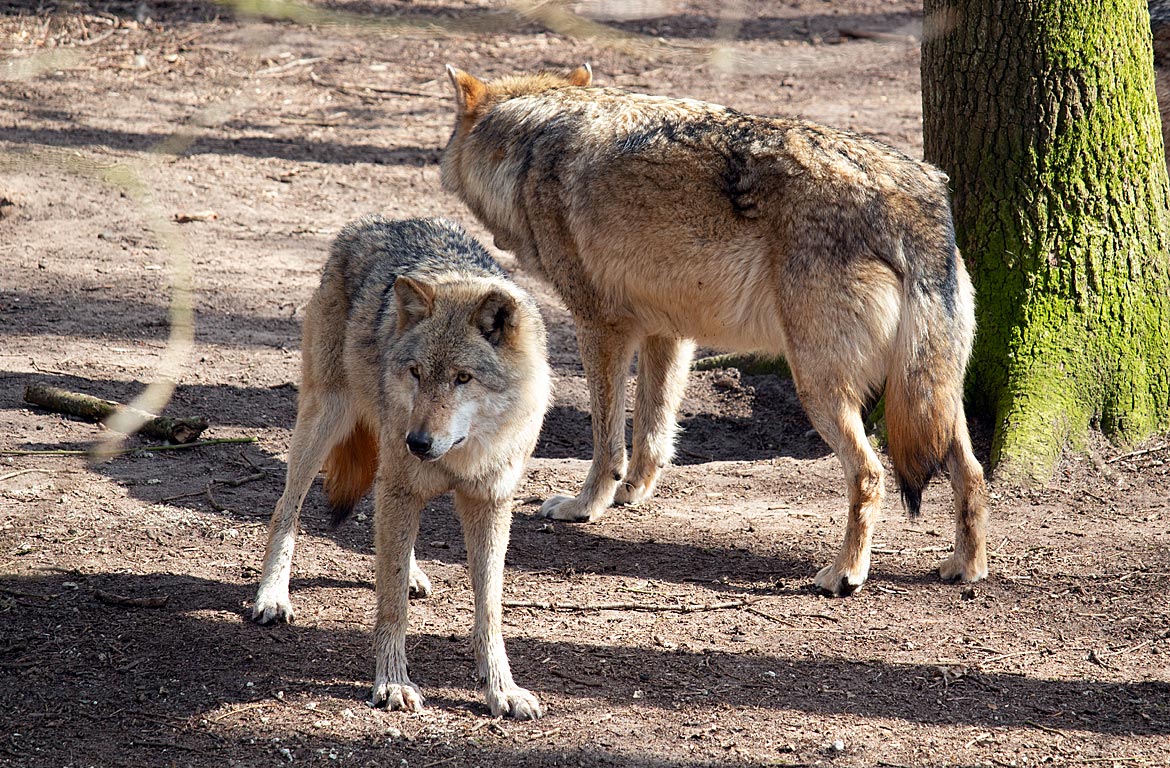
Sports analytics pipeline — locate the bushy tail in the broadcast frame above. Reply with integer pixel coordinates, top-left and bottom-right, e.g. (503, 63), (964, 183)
(322, 421), (378, 529)
(885, 242), (973, 517)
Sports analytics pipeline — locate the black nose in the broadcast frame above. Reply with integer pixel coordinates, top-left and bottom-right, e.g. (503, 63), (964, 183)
(406, 431), (433, 457)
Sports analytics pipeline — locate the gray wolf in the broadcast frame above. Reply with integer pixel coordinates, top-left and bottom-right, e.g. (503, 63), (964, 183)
(440, 65), (988, 596)
(251, 215), (552, 718)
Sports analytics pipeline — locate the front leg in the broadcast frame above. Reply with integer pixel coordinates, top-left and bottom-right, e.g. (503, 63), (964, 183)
(458, 490), (543, 720)
(541, 321), (635, 522)
(370, 466), (428, 712)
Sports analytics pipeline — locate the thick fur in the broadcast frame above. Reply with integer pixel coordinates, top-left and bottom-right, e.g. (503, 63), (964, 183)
(440, 66), (989, 596)
(252, 216), (552, 718)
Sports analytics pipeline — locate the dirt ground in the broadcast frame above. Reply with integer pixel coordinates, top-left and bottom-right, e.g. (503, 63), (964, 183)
(2, 1), (1168, 766)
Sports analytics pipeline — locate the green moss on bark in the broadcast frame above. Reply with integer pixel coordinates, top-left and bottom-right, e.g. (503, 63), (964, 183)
(923, 0), (1170, 484)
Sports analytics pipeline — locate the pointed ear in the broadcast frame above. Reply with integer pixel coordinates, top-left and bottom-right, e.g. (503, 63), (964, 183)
(394, 276), (435, 333)
(472, 289), (519, 346)
(567, 63), (592, 87)
(445, 64), (487, 116)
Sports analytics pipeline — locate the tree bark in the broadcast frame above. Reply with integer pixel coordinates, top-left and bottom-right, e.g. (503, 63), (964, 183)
(922, 0), (1170, 483)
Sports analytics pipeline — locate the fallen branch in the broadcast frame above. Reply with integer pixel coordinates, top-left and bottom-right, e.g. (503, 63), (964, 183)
(93, 588), (169, 609)
(503, 597), (753, 613)
(308, 70), (435, 98)
(1105, 443), (1169, 464)
(0, 437), (257, 457)
(23, 383), (207, 444)
(0, 468), (51, 483)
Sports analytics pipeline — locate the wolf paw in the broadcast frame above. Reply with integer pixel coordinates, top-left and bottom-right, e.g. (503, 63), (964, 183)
(939, 554), (988, 583)
(813, 564), (867, 598)
(613, 476), (657, 506)
(539, 494), (600, 522)
(370, 681), (425, 712)
(409, 567), (433, 600)
(485, 686), (544, 720)
(252, 591), (295, 624)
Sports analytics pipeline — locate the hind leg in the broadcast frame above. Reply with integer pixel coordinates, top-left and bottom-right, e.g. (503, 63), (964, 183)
(253, 390), (354, 624)
(797, 384), (885, 597)
(615, 336), (695, 506)
(940, 412), (989, 582)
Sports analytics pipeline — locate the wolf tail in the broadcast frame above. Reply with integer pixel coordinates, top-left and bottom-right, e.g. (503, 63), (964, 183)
(884, 229), (975, 517)
(322, 421), (378, 529)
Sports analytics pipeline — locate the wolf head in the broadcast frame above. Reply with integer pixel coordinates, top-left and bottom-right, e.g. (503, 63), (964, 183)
(385, 274), (546, 464)
(439, 63), (592, 209)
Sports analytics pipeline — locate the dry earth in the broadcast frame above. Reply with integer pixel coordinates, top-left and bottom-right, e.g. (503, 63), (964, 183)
(1, 1), (1168, 766)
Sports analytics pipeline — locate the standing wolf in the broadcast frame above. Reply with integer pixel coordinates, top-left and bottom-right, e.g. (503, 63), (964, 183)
(252, 216), (551, 718)
(440, 66), (988, 596)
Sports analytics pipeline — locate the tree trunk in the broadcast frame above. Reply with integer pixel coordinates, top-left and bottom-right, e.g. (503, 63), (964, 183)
(922, 0), (1170, 483)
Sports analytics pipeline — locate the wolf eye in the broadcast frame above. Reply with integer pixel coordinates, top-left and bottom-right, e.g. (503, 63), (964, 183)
(454, 371), (473, 385)
(409, 366), (421, 380)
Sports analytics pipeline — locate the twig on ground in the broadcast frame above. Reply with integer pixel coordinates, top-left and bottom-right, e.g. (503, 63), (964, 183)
(1106, 443), (1169, 464)
(977, 649), (1049, 667)
(254, 56), (324, 76)
(0, 437), (257, 457)
(0, 469), (51, 483)
(93, 588), (169, 609)
(218, 471), (266, 488)
(205, 483), (228, 513)
(1023, 720), (1067, 737)
(549, 668), (604, 687)
(504, 597), (753, 613)
(308, 70), (436, 98)
(206, 700), (279, 722)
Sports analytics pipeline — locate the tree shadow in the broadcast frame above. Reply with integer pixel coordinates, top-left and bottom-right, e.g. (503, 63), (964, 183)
(1, 569), (1164, 768)
(2, 124), (440, 166)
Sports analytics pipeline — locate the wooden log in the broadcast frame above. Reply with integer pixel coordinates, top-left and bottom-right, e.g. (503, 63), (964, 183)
(23, 383), (208, 444)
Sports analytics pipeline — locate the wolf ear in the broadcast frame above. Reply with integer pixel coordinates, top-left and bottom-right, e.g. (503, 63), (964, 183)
(567, 63), (592, 87)
(446, 64), (487, 116)
(473, 290), (519, 346)
(394, 276), (435, 333)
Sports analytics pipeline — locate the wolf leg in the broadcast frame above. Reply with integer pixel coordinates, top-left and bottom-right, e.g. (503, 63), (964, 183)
(408, 549), (433, 598)
(458, 490), (543, 719)
(370, 467), (427, 712)
(253, 390), (353, 624)
(797, 386), (884, 597)
(541, 322), (634, 522)
(941, 410), (989, 582)
(615, 336), (695, 506)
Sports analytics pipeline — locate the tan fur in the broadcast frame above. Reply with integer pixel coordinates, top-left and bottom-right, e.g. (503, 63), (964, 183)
(322, 421), (378, 523)
(440, 68), (989, 596)
(252, 216), (551, 718)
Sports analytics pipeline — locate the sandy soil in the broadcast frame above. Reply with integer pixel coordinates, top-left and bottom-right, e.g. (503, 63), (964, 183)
(1, 1), (1168, 766)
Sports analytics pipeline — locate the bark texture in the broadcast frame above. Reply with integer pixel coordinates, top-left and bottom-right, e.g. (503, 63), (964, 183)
(922, 0), (1170, 483)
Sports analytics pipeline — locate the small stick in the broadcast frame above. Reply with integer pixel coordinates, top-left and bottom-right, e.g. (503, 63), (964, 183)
(218, 471), (265, 488)
(0, 437), (257, 457)
(206, 700), (278, 722)
(503, 598), (752, 613)
(1023, 720), (1067, 737)
(205, 483), (228, 513)
(93, 588), (169, 609)
(0, 468), (50, 483)
(550, 668), (604, 687)
(977, 649), (1048, 667)
(1096, 639), (1155, 658)
(1106, 443), (1169, 464)
(308, 70), (435, 98)
(23, 383), (208, 444)
(254, 56), (325, 77)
